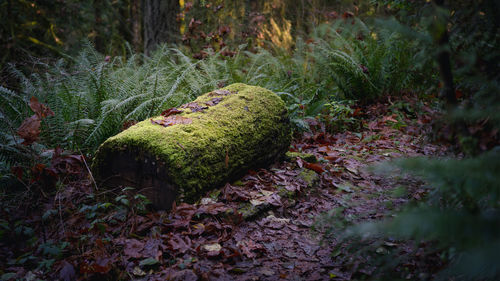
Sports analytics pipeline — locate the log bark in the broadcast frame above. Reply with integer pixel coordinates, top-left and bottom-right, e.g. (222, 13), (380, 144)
(92, 83), (291, 210)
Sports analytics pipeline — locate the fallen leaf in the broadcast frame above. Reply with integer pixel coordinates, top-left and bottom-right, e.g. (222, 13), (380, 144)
(17, 115), (41, 145)
(208, 89), (233, 96)
(181, 102), (207, 112)
(265, 214), (290, 224)
(197, 202), (229, 215)
(304, 161), (325, 174)
(123, 239), (145, 259)
(188, 18), (202, 31)
(260, 268), (275, 276)
(132, 266), (146, 276)
(167, 234), (191, 254)
(171, 270), (198, 281)
(151, 115), (193, 127)
(29, 96), (54, 118)
(237, 240), (265, 259)
(161, 107), (183, 117)
(205, 97), (223, 106)
(342, 11), (354, 19)
(51, 148), (84, 175)
(250, 199), (265, 206)
(345, 166), (358, 175)
(202, 243), (222, 252)
(122, 120), (138, 130)
(260, 190), (274, 197)
(200, 197), (217, 205)
(296, 157), (304, 168)
(59, 261), (76, 281)
(222, 183), (250, 201)
(92, 258), (112, 274)
(142, 238), (163, 260)
(334, 182), (355, 193)
(382, 114), (398, 123)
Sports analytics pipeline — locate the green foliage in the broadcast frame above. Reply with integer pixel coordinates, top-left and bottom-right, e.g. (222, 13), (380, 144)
(1, 43), (291, 168)
(0, 0), (140, 69)
(338, 149), (500, 280)
(318, 2), (500, 279)
(322, 100), (362, 133)
(304, 19), (430, 100)
(0, 85), (35, 170)
(0, 14), (431, 179)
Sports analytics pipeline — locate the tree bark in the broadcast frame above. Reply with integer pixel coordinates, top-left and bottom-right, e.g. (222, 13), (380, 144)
(92, 84), (291, 210)
(142, 0), (179, 55)
(434, 0), (457, 105)
(93, 0), (104, 52)
(131, 0), (142, 52)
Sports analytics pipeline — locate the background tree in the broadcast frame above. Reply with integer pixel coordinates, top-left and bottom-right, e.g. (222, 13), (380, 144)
(143, 0), (179, 55)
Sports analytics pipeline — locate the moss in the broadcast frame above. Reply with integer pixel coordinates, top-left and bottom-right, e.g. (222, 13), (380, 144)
(232, 180), (244, 186)
(285, 151), (317, 163)
(93, 83), (291, 207)
(297, 169), (319, 188)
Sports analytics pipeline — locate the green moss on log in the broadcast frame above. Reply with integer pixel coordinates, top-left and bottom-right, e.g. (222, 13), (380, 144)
(92, 83), (291, 209)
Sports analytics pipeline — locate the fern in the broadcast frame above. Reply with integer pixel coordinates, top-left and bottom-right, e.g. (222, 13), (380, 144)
(1, 17), (426, 160)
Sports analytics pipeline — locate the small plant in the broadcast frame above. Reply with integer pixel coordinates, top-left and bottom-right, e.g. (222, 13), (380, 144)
(321, 100), (362, 133)
(115, 187), (152, 215)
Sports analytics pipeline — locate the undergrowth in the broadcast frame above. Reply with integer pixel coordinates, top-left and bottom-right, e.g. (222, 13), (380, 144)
(0, 18), (429, 184)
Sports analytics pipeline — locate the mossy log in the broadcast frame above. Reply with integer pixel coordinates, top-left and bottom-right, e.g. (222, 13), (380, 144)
(92, 83), (291, 210)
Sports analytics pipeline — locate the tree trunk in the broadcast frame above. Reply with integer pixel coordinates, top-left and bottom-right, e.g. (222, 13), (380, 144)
(92, 84), (291, 210)
(131, 0), (142, 52)
(93, 0), (104, 52)
(142, 0), (179, 55)
(434, 0), (456, 106)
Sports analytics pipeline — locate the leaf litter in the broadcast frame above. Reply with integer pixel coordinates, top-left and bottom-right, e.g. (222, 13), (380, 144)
(1, 96), (449, 280)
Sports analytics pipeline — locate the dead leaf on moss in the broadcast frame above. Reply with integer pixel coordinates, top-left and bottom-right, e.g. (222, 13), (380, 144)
(208, 89), (233, 96)
(181, 102), (208, 113)
(205, 97), (223, 106)
(151, 115), (193, 127)
(161, 107), (183, 117)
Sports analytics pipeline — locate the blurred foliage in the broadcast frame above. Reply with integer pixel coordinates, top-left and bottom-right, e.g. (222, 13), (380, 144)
(0, 0), (137, 68)
(0, 0), (404, 82)
(322, 148), (500, 280)
(317, 1), (500, 280)
(321, 100), (362, 133)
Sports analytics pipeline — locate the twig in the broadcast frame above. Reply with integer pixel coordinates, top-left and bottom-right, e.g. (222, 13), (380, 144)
(176, 141), (186, 151)
(78, 148), (99, 191)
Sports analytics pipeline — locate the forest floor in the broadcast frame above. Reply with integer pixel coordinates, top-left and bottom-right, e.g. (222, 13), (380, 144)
(1, 96), (449, 280)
